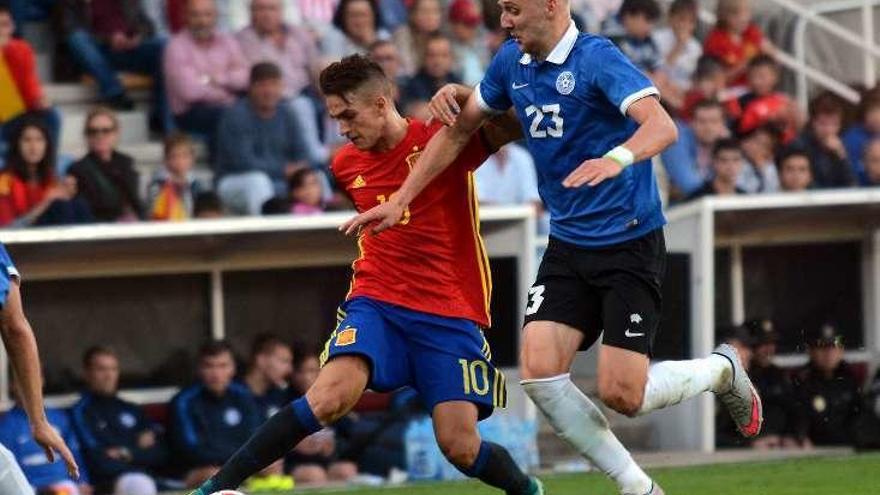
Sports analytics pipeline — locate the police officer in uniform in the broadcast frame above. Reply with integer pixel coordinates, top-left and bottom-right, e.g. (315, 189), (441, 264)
(748, 319), (801, 449)
(793, 323), (862, 446)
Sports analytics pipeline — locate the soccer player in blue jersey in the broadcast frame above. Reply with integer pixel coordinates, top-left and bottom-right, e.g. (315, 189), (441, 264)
(0, 243), (79, 493)
(344, 1), (764, 494)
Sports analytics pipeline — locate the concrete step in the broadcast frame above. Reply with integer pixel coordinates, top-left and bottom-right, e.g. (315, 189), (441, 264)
(46, 83), (151, 106)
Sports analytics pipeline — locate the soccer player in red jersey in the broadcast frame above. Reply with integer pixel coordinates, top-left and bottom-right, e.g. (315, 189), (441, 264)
(192, 55), (543, 495)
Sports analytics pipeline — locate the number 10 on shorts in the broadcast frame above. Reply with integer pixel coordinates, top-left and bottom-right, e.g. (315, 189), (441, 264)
(458, 359), (490, 396)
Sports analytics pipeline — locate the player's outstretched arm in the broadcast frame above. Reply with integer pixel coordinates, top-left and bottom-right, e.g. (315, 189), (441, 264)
(0, 282), (80, 479)
(429, 84), (522, 150)
(563, 96), (678, 188)
(341, 93), (489, 235)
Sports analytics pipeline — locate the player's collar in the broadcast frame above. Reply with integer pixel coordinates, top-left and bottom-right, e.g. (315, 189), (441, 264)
(519, 20), (578, 65)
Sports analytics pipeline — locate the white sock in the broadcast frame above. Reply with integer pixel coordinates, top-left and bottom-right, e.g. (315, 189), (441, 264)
(522, 374), (653, 495)
(637, 354), (732, 415)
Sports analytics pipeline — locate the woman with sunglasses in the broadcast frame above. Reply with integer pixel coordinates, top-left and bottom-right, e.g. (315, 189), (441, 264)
(68, 107), (145, 223)
(0, 119), (92, 228)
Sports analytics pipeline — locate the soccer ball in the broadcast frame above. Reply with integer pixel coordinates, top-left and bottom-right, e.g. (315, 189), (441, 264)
(210, 491), (247, 495)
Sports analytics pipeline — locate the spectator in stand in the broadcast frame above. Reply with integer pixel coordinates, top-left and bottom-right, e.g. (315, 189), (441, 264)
(237, 0), (327, 168)
(703, 0), (771, 88)
(736, 55), (799, 143)
(60, 0), (169, 131)
(602, 0), (662, 75)
(393, 0), (443, 76)
(170, 340), (263, 488)
(288, 167), (326, 215)
(322, 0), (389, 59)
(215, 62), (309, 215)
(653, 0), (701, 95)
(680, 56), (743, 122)
(148, 133), (203, 221)
(686, 138), (747, 201)
(70, 346), (167, 495)
(287, 347), (358, 486)
(68, 107), (144, 222)
(777, 147), (813, 192)
(863, 139), (880, 187)
(7, 0), (56, 28)
(476, 143), (541, 210)
(448, 0), (486, 87)
(164, 0), (249, 158)
(737, 124), (781, 194)
(244, 335), (294, 419)
(747, 319), (803, 450)
(660, 99), (731, 200)
(237, 0), (319, 109)
(401, 34), (461, 108)
(369, 40), (405, 104)
(0, 5), (61, 153)
(0, 384), (91, 495)
(193, 191), (224, 218)
(795, 92), (857, 189)
(0, 120), (92, 227)
(793, 323), (862, 446)
(843, 90), (880, 185)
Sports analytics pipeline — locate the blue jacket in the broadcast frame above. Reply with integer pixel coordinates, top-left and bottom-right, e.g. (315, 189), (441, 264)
(69, 392), (168, 483)
(843, 124), (878, 185)
(169, 382), (263, 468)
(660, 120), (706, 197)
(0, 406), (89, 488)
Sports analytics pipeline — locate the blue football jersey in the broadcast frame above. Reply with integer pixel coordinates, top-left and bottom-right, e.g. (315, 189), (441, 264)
(475, 22), (666, 248)
(0, 243), (19, 308)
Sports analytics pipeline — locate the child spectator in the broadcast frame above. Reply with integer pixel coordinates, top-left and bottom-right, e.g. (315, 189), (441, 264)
(401, 34), (461, 108)
(653, 0), (702, 93)
(0, 120), (92, 227)
(393, 0), (443, 76)
(703, 0), (770, 87)
(738, 125), (781, 194)
(170, 341), (263, 488)
(863, 139), (880, 187)
(686, 138), (747, 200)
(0, 385), (91, 495)
(681, 56), (743, 122)
(795, 92), (856, 188)
(289, 168), (325, 215)
(777, 147), (813, 192)
(737, 55), (798, 143)
(68, 107), (144, 222)
(0, 5), (61, 153)
(603, 0), (662, 74)
(244, 335), (294, 419)
(148, 133), (203, 221)
(70, 346), (167, 495)
(448, 0), (487, 87)
(843, 90), (880, 185)
(193, 191), (225, 218)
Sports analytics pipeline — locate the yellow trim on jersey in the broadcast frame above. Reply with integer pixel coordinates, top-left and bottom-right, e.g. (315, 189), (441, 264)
(344, 233), (367, 300)
(466, 172), (493, 325)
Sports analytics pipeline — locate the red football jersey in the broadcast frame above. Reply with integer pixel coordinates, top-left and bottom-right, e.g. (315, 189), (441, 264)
(331, 119), (493, 327)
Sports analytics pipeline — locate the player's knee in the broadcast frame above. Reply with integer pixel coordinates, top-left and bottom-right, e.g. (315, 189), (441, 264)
(436, 427), (480, 469)
(520, 348), (566, 380)
(598, 378), (644, 417)
(292, 465), (328, 485)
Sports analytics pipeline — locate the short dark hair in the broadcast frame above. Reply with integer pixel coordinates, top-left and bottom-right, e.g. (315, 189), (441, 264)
(83, 345), (116, 369)
(319, 53), (391, 101)
(198, 340), (234, 361)
(809, 91), (846, 120)
(748, 54), (779, 72)
(777, 146), (811, 168)
(250, 334), (290, 361)
(292, 341), (322, 369)
(692, 99), (724, 116)
(288, 167), (318, 192)
(193, 191), (222, 216)
(712, 138), (742, 158)
(694, 55), (724, 81)
(669, 0), (697, 17)
(619, 0), (662, 21)
(250, 61), (283, 85)
(0, 4), (11, 17)
(164, 131), (195, 158)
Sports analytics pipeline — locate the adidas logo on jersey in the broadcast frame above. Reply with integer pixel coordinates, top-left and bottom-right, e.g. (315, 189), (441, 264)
(351, 175), (367, 189)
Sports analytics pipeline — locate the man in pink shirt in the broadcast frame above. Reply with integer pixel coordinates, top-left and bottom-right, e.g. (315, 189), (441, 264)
(164, 0), (249, 156)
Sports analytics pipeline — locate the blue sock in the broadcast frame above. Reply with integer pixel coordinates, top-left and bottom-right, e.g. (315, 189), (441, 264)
(458, 441), (532, 495)
(201, 397), (323, 490)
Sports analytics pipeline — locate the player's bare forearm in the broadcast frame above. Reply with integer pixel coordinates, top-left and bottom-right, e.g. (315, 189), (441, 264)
(482, 109), (523, 152)
(0, 283), (47, 426)
(620, 96), (678, 161)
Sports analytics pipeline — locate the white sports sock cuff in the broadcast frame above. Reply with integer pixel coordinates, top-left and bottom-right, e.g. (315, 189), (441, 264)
(520, 373), (571, 385)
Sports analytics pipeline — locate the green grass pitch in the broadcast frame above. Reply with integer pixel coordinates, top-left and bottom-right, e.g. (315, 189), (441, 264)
(302, 454), (880, 495)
